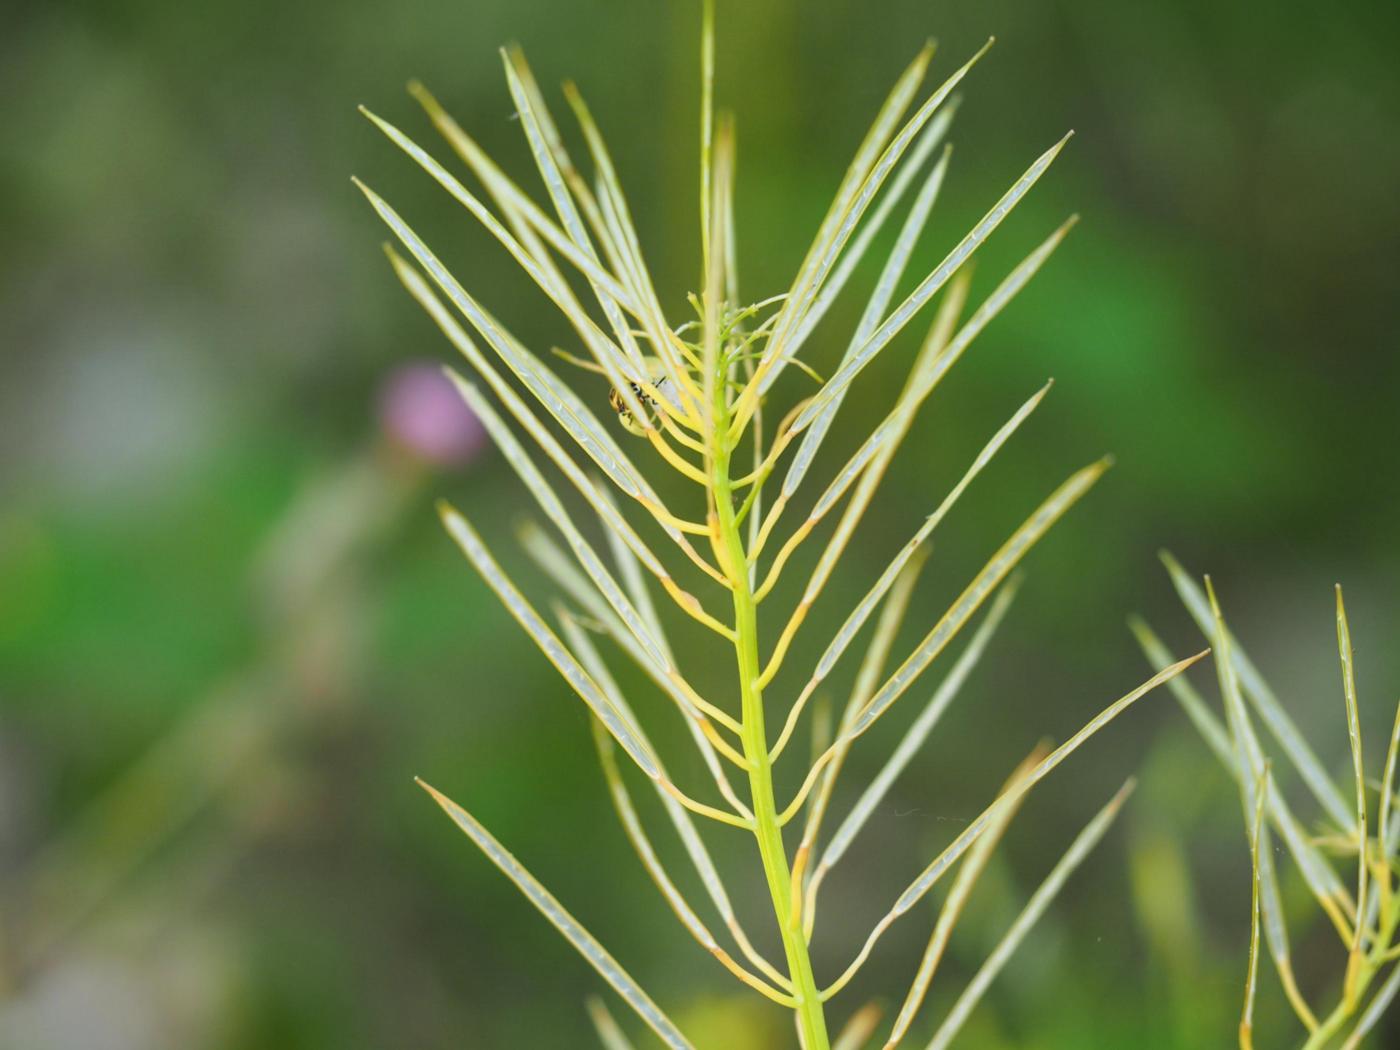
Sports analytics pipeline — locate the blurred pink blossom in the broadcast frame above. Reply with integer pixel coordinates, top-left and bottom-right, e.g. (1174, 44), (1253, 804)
(377, 361), (487, 466)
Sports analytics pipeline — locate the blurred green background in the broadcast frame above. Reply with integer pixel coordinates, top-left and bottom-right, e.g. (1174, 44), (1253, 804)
(2, 0), (1398, 1046)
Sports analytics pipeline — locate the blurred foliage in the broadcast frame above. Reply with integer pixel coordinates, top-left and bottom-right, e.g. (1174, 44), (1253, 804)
(1, 0), (1398, 1046)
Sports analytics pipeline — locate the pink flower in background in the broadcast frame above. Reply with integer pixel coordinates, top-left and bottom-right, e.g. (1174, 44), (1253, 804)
(377, 361), (487, 466)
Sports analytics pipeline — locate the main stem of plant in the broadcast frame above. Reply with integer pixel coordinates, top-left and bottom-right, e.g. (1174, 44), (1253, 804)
(712, 392), (831, 1049)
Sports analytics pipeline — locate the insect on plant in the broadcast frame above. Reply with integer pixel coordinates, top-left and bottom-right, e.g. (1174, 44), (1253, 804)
(607, 364), (665, 436)
(355, 3), (1204, 1046)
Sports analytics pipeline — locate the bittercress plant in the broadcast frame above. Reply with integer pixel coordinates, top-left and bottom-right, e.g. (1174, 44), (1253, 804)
(356, 4), (1202, 1046)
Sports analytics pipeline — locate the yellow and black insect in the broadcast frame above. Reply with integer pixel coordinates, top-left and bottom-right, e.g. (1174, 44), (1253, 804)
(557, 324), (813, 438)
(607, 357), (671, 436)
(551, 347), (675, 437)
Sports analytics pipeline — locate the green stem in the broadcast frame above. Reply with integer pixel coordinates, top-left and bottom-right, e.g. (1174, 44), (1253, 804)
(1300, 880), (1400, 1050)
(1302, 999), (1353, 1050)
(713, 398), (830, 1049)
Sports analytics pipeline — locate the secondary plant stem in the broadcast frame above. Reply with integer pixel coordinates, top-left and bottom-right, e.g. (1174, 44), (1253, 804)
(713, 388), (831, 1049)
(1300, 869), (1400, 1050)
